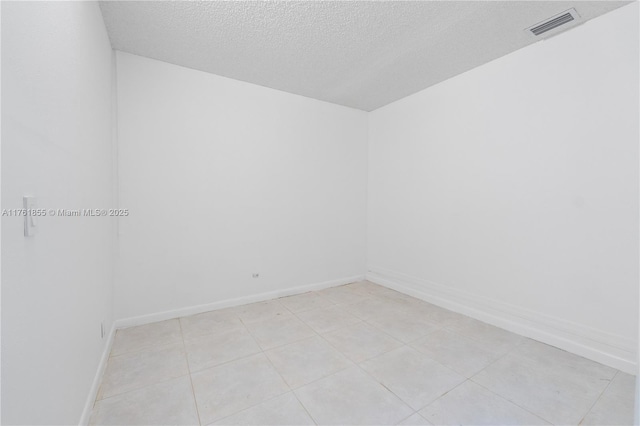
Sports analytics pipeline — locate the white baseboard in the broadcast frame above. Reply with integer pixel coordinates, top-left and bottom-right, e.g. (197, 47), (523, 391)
(366, 267), (637, 375)
(114, 274), (365, 329)
(78, 324), (116, 426)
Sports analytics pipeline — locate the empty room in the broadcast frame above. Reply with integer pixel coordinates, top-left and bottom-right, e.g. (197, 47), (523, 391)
(2, 1), (639, 425)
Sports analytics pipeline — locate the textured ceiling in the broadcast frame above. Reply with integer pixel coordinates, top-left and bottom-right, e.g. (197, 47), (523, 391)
(99, 1), (629, 111)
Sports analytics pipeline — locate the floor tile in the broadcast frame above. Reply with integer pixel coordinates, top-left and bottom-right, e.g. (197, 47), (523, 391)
(180, 309), (244, 340)
(342, 281), (385, 296)
(211, 392), (314, 425)
(295, 304), (361, 334)
(295, 367), (413, 425)
(472, 352), (612, 425)
(185, 327), (261, 372)
(446, 317), (525, 355)
(581, 371), (636, 425)
(266, 336), (353, 388)
(93, 284), (634, 426)
(89, 376), (199, 425)
(377, 293), (430, 317)
(99, 343), (189, 399)
(511, 339), (617, 382)
(279, 291), (334, 313)
(411, 329), (500, 377)
(244, 312), (315, 350)
(375, 290), (423, 308)
(317, 285), (371, 305)
(191, 353), (290, 424)
(397, 413), (432, 425)
(361, 346), (465, 410)
(415, 305), (467, 328)
(420, 380), (549, 425)
(348, 297), (402, 321)
(235, 300), (289, 324)
(604, 370), (637, 397)
(367, 311), (440, 343)
(323, 322), (402, 362)
(90, 376), (198, 426)
(111, 319), (183, 356)
(369, 286), (410, 302)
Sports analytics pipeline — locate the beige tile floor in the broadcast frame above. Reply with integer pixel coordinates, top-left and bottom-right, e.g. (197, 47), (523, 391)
(90, 281), (636, 425)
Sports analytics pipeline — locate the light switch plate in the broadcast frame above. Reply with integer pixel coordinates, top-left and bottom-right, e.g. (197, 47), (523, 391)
(23, 196), (37, 237)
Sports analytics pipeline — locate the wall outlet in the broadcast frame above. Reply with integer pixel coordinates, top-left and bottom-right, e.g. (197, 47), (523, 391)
(252, 273), (259, 278)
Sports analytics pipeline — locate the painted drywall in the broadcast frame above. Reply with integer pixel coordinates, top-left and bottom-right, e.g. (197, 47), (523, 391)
(1, 1), (4, 422)
(637, 2), (640, 420)
(368, 3), (639, 372)
(1, 2), (115, 424)
(114, 51), (367, 320)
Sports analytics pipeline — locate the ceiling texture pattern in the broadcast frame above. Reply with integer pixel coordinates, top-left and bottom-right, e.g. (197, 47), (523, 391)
(99, 1), (629, 111)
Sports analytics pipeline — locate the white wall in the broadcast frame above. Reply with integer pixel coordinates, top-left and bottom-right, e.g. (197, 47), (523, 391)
(637, 1), (640, 420)
(1, 2), (115, 424)
(115, 52), (367, 321)
(367, 3), (639, 373)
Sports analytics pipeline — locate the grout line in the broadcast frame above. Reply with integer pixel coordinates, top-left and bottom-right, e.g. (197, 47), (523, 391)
(210, 389), (313, 425)
(468, 379), (554, 425)
(178, 318), (203, 426)
(415, 332), (539, 421)
(466, 345), (556, 425)
(268, 355), (354, 393)
(351, 352), (416, 416)
(467, 331), (525, 380)
(465, 334), (616, 426)
(361, 313), (442, 346)
(188, 349), (263, 375)
(352, 339), (464, 416)
(108, 339), (183, 359)
(257, 304), (359, 394)
(395, 412), (420, 425)
(108, 320), (184, 359)
(382, 312), (534, 415)
(577, 370), (618, 425)
(413, 378), (468, 413)
(191, 312), (294, 422)
(254, 332), (315, 353)
(282, 296), (403, 422)
(97, 372), (192, 403)
(234, 311), (314, 424)
(181, 324), (245, 343)
(259, 341), (318, 425)
(285, 294), (420, 418)
(291, 391), (319, 426)
(295, 305), (365, 335)
(239, 308), (318, 353)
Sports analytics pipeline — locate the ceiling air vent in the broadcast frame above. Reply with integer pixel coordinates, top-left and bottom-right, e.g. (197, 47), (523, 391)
(527, 9), (580, 37)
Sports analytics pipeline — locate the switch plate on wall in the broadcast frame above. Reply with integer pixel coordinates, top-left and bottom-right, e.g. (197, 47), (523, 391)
(23, 196), (37, 237)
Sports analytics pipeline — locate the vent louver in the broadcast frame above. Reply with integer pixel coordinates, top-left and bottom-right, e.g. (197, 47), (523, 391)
(530, 13), (574, 35)
(528, 9), (579, 36)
